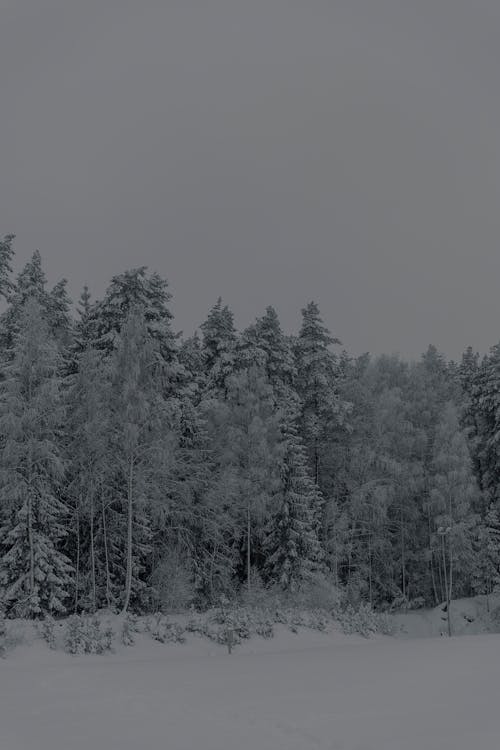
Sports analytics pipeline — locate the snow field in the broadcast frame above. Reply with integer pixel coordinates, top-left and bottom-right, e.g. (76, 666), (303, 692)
(1, 627), (500, 749)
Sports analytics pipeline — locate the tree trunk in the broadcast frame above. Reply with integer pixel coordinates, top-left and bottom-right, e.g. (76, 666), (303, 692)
(368, 532), (373, 607)
(400, 505), (406, 600)
(27, 439), (35, 612)
(430, 552), (439, 606)
(122, 456), (134, 614)
(314, 440), (320, 488)
(447, 533), (453, 637)
(101, 497), (111, 610)
(427, 502), (439, 604)
(90, 490), (96, 613)
(74, 504), (80, 613)
(27, 493), (35, 607)
(441, 534), (448, 601)
(247, 503), (251, 596)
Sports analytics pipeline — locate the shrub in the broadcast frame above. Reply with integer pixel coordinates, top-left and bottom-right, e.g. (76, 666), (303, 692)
(39, 615), (57, 649)
(148, 614), (186, 644)
(121, 613), (138, 646)
(338, 602), (394, 638)
(64, 615), (114, 655)
(0, 620), (25, 656)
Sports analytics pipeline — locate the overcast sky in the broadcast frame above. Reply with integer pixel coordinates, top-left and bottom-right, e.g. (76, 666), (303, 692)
(1, 1), (500, 359)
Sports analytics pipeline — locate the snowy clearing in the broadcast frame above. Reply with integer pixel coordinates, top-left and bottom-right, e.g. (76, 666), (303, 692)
(1, 627), (500, 749)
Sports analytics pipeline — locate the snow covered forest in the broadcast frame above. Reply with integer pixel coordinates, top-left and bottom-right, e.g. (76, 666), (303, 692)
(0, 233), (498, 620)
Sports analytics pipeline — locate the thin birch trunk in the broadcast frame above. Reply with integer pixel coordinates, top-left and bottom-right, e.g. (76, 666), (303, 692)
(247, 503), (251, 596)
(102, 497), (111, 610)
(90, 489), (96, 613)
(74, 503), (80, 613)
(122, 455), (134, 614)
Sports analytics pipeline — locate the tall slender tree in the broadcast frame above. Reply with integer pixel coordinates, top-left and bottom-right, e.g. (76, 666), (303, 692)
(0, 299), (73, 617)
(263, 411), (323, 591)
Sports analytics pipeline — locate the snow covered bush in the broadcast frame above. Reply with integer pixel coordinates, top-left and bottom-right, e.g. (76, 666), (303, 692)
(0, 619), (25, 657)
(64, 615), (114, 655)
(255, 619), (274, 638)
(338, 603), (394, 638)
(121, 613), (138, 646)
(39, 615), (57, 649)
(147, 614), (186, 644)
(64, 615), (86, 654)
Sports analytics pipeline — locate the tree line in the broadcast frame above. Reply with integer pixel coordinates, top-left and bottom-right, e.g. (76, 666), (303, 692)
(0, 234), (498, 618)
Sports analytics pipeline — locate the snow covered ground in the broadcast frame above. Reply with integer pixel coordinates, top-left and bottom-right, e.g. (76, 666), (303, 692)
(1, 625), (500, 749)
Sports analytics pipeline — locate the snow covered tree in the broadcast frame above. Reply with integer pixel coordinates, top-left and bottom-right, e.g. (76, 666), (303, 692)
(240, 306), (298, 409)
(66, 285), (95, 374)
(429, 402), (479, 632)
(0, 233), (15, 302)
(65, 346), (112, 612)
(47, 278), (74, 349)
(205, 366), (279, 592)
(0, 250), (70, 352)
(88, 267), (179, 362)
(200, 298), (238, 396)
(179, 333), (206, 403)
(458, 347), (482, 499)
(294, 301), (348, 489)
(263, 412), (323, 591)
(0, 298), (73, 617)
(472, 504), (500, 604)
(109, 308), (168, 613)
(468, 345), (500, 510)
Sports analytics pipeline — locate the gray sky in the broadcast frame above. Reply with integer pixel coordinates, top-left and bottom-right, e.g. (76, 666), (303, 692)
(2, 1), (500, 359)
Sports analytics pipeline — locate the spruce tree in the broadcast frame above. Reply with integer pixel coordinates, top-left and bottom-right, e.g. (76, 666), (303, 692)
(47, 278), (74, 349)
(294, 301), (346, 488)
(241, 306), (298, 409)
(200, 298), (238, 396)
(0, 298), (73, 617)
(263, 412), (323, 592)
(0, 234), (15, 302)
(88, 267), (178, 363)
(0, 250), (70, 351)
(473, 504), (500, 602)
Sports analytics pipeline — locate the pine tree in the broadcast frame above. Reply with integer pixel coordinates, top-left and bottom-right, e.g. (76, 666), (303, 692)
(0, 251), (49, 350)
(179, 333), (206, 403)
(263, 412), (323, 592)
(0, 250), (70, 351)
(47, 278), (74, 349)
(200, 298), (238, 395)
(294, 301), (347, 488)
(0, 234), (15, 302)
(468, 346), (500, 510)
(88, 267), (179, 364)
(0, 299), (73, 617)
(472, 504), (500, 602)
(240, 306), (298, 409)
